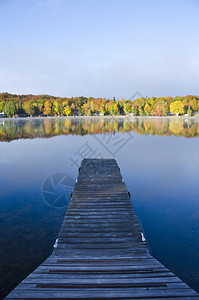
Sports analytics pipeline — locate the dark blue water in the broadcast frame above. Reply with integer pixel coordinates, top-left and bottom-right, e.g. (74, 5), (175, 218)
(0, 117), (199, 298)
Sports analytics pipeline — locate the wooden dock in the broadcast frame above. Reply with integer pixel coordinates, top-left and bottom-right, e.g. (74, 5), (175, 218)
(5, 159), (199, 299)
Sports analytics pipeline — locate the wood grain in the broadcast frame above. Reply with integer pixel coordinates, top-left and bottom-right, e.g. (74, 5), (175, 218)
(5, 159), (199, 299)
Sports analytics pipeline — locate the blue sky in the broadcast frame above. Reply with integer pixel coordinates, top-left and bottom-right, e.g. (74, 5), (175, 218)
(0, 0), (199, 99)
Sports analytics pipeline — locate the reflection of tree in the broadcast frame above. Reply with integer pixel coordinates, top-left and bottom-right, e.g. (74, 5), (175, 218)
(169, 119), (184, 136)
(0, 117), (199, 142)
(44, 119), (52, 135)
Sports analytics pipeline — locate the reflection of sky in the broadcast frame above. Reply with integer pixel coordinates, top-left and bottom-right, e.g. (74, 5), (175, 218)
(0, 124), (199, 296)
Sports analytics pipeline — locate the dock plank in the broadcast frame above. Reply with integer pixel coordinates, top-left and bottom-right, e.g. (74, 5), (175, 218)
(5, 159), (199, 299)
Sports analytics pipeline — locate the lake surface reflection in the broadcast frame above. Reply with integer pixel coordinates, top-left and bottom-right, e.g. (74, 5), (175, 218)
(0, 117), (199, 298)
(1, 117), (199, 142)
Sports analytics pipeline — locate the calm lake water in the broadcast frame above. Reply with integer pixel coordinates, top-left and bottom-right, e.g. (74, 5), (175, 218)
(0, 116), (199, 298)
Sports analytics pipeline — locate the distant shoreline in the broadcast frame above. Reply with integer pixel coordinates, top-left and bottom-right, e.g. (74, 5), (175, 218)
(1, 115), (199, 121)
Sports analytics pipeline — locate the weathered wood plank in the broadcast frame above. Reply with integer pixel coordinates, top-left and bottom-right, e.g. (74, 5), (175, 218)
(5, 159), (199, 299)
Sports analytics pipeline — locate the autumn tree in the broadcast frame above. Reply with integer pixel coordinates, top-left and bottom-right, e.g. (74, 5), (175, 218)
(64, 106), (71, 116)
(82, 103), (90, 116)
(99, 99), (106, 115)
(108, 101), (119, 116)
(138, 106), (145, 116)
(132, 104), (139, 116)
(154, 103), (163, 116)
(144, 103), (151, 116)
(123, 101), (132, 115)
(23, 101), (35, 116)
(44, 101), (52, 116)
(170, 101), (185, 115)
(189, 98), (198, 112)
(161, 101), (169, 116)
(53, 100), (64, 116)
(147, 97), (157, 115)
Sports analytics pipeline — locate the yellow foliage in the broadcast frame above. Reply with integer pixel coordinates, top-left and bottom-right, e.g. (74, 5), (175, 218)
(144, 103), (151, 116)
(44, 101), (52, 116)
(64, 106), (71, 116)
(170, 101), (185, 115)
(169, 119), (184, 135)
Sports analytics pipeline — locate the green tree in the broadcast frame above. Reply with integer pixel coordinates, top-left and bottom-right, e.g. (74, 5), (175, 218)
(162, 101), (169, 116)
(37, 100), (44, 114)
(187, 106), (192, 116)
(0, 101), (3, 113)
(70, 103), (76, 115)
(4, 100), (17, 117)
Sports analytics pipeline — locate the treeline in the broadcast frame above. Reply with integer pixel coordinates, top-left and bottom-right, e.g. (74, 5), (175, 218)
(0, 93), (199, 117)
(1, 118), (199, 142)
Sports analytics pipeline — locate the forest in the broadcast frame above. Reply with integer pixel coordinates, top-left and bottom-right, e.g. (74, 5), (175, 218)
(0, 93), (199, 117)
